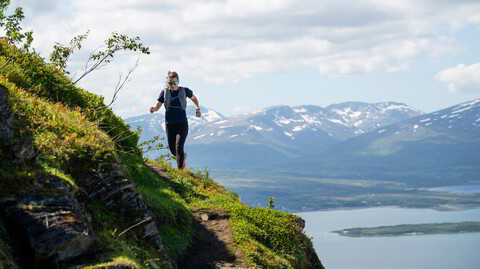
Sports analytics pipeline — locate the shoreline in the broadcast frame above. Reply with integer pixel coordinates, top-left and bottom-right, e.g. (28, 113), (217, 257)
(294, 204), (480, 215)
(332, 221), (480, 237)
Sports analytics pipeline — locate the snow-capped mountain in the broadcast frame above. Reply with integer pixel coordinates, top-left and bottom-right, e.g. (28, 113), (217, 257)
(125, 101), (423, 168)
(323, 102), (423, 135)
(327, 98), (480, 156)
(189, 102), (422, 149)
(124, 106), (226, 143)
(278, 99), (480, 186)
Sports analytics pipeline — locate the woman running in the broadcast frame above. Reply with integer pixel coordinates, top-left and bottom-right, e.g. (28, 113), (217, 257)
(149, 71), (201, 169)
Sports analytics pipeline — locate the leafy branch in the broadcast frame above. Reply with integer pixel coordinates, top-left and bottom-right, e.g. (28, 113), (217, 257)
(0, 0), (33, 52)
(49, 30), (90, 74)
(138, 135), (166, 154)
(73, 32), (150, 84)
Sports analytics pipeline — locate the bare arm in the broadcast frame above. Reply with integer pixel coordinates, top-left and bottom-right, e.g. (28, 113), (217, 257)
(190, 95), (200, 109)
(149, 101), (163, 113)
(190, 95), (201, 117)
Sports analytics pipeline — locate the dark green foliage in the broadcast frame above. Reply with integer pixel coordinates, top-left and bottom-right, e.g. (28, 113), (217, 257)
(268, 196), (276, 209)
(3, 78), (117, 173)
(0, 39), (141, 153)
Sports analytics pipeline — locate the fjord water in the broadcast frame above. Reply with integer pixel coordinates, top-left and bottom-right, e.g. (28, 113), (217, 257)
(296, 207), (480, 269)
(428, 185), (480, 194)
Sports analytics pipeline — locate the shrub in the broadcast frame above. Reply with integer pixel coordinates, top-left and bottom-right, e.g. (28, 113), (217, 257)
(0, 39), (140, 153)
(2, 77), (117, 173)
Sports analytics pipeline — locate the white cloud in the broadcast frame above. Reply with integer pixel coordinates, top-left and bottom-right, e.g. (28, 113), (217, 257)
(435, 63), (480, 93)
(12, 0), (480, 117)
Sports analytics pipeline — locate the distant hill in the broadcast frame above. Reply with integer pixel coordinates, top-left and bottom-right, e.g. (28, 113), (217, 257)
(126, 101), (423, 168)
(124, 106), (226, 158)
(272, 99), (480, 186)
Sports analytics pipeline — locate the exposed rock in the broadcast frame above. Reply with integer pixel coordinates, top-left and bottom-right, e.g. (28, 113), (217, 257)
(294, 217), (306, 232)
(146, 261), (161, 269)
(0, 85), (13, 146)
(1, 195), (95, 267)
(213, 262), (263, 269)
(76, 163), (169, 260)
(76, 264), (138, 269)
(11, 139), (36, 161)
(201, 212), (219, 221)
(0, 218), (20, 269)
(304, 242), (325, 269)
(0, 84), (36, 161)
(33, 175), (74, 194)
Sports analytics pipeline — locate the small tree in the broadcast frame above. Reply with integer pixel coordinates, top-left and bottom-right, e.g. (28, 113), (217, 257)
(72, 31), (149, 84)
(268, 196), (276, 209)
(0, 0), (33, 52)
(49, 31), (150, 108)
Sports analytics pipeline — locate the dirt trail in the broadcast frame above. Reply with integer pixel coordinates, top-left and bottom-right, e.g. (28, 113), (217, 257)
(147, 164), (253, 269)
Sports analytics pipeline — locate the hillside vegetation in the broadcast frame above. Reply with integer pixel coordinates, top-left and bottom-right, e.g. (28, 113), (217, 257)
(0, 34), (323, 269)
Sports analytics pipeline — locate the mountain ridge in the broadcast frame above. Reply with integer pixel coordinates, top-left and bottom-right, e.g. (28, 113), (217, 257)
(125, 101), (424, 167)
(268, 98), (480, 186)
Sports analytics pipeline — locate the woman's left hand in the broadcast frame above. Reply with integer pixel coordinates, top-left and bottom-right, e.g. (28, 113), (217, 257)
(196, 108), (201, 117)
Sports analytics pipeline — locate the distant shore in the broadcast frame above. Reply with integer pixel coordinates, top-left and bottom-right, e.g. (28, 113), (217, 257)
(294, 204), (480, 214)
(332, 221), (480, 237)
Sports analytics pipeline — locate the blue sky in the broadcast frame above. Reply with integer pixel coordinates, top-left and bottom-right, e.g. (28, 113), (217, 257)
(14, 0), (480, 117)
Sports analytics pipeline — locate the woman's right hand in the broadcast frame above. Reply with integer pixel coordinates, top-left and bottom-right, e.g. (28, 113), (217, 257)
(149, 106), (157, 113)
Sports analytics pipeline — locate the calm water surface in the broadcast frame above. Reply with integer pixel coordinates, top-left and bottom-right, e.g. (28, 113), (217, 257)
(297, 207), (480, 269)
(428, 185), (480, 194)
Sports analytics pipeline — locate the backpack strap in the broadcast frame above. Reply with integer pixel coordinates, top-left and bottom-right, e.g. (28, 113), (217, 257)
(164, 88), (171, 111)
(164, 87), (187, 111)
(178, 87), (187, 110)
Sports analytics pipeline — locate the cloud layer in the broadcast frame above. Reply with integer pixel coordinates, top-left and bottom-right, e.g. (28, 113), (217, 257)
(16, 0), (480, 117)
(435, 63), (480, 93)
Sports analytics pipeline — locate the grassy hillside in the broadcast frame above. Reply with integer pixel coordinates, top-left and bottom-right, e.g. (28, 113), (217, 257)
(0, 39), (323, 268)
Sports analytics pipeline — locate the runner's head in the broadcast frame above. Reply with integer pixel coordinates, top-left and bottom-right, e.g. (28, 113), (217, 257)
(167, 71), (179, 89)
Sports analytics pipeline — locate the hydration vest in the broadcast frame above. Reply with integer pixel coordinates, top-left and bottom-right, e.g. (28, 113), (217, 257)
(164, 87), (187, 111)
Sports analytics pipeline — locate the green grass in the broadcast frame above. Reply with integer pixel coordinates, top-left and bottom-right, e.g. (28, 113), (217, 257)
(147, 159), (321, 269)
(0, 38), (321, 269)
(1, 77), (117, 174)
(83, 201), (163, 269)
(0, 38), (140, 153)
(80, 256), (140, 269)
(118, 152), (194, 259)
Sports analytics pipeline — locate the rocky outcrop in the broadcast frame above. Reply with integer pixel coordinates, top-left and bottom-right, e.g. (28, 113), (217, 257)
(0, 85), (13, 146)
(2, 195), (95, 267)
(0, 84), (35, 161)
(0, 219), (20, 269)
(79, 163), (166, 253)
(1, 85), (95, 268)
(0, 174), (96, 268)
